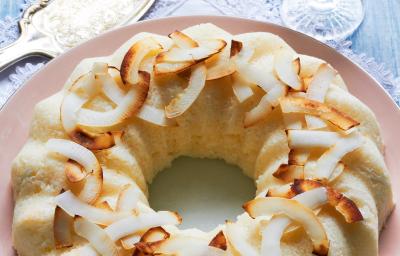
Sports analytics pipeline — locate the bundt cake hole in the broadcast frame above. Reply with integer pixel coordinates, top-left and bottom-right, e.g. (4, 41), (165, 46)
(148, 156), (256, 231)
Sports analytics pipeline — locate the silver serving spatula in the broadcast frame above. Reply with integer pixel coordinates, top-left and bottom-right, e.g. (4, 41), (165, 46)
(0, 0), (155, 72)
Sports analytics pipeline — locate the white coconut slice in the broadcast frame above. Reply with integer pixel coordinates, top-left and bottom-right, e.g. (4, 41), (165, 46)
(168, 31), (199, 49)
(120, 37), (161, 84)
(116, 184), (148, 212)
(288, 149), (310, 166)
(282, 113), (304, 130)
(291, 179), (364, 223)
(231, 73), (254, 103)
(105, 211), (182, 241)
(54, 206), (74, 249)
(280, 97), (360, 130)
(121, 234), (141, 250)
(46, 139), (102, 204)
(136, 104), (177, 126)
(64, 159), (86, 183)
(274, 50), (302, 90)
(225, 222), (259, 256)
(56, 191), (129, 225)
(156, 39), (226, 63)
(74, 216), (120, 256)
(244, 197), (329, 255)
(314, 132), (363, 179)
(95, 201), (114, 211)
(260, 188), (328, 256)
(287, 130), (342, 149)
(96, 72), (125, 104)
(154, 61), (196, 75)
(306, 63), (337, 102)
(244, 84), (287, 127)
(272, 164), (304, 183)
(260, 216), (291, 256)
(165, 63), (207, 118)
(77, 71), (150, 129)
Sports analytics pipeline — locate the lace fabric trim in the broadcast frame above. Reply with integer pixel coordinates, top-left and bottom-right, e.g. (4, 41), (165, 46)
(0, 0), (398, 107)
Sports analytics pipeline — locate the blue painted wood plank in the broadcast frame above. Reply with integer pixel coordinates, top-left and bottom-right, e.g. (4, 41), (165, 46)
(1, 0), (399, 77)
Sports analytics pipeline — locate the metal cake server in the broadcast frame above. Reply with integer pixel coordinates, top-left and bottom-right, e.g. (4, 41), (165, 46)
(0, 0), (155, 72)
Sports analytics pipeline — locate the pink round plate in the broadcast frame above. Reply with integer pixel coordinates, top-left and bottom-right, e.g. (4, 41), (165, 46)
(0, 16), (399, 255)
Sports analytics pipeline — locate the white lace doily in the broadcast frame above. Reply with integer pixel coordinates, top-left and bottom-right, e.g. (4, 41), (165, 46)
(0, 0), (399, 107)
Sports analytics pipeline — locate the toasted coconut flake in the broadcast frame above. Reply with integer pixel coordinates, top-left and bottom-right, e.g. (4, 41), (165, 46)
(54, 206), (73, 249)
(56, 191), (129, 225)
(280, 97), (360, 130)
(272, 164), (304, 183)
(105, 211), (181, 241)
(287, 130), (341, 149)
(136, 104), (177, 126)
(156, 39), (226, 63)
(70, 128), (115, 150)
(135, 235), (225, 256)
(225, 222), (259, 256)
(288, 149), (310, 166)
(266, 184), (296, 198)
(205, 40), (236, 80)
(116, 184), (148, 212)
(120, 37), (161, 84)
(315, 132), (363, 179)
(165, 63), (207, 118)
(291, 179), (363, 223)
(78, 71), (150, 129)
(141, 226), (170, 242)
(243, 197), (329, 255)
(232, 73), (254, 103)
(168, 31), (198, 48)
(209, 231), (227, 251)
(74, 216), (120, 256)
(65, 159), (86, 183)
(121, 234), (141, 250)
(230, 40), (243, 57)
(47, 139), (103, 203)
(274, 50), (302, 90)
(244, 84), (287, 127)
(95, 201), (113, 211)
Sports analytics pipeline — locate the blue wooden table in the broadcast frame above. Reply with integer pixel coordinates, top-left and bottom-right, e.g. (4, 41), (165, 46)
(1, 0), (399, 77)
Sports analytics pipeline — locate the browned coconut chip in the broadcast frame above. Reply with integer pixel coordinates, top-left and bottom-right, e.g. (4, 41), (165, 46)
(204, 39), (238, 80)
(95, 201), (114, 211)
(291, 179), (364, 223)
(54, 206), (74, 249)
(230, 40), (243, 58)
(77, 71), (150, 130)
(209, 231), (227, 251)
(61, 71), (116, 150)
(280, 97), (360, 131)
(165, 63), (207, 118)
(155, 39), (226, 63)
(266, 184), (297, 199)
(288, 149), (310, 166)
(47, 139), (103, 204)
(120, 37), (162, 84)
(272, 164), (304, 183)
(243, 197), (329, 256)
(168, 31), (199, 48)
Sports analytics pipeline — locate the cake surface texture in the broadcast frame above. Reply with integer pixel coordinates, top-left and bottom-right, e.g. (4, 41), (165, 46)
(11, 23), (393, 256)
